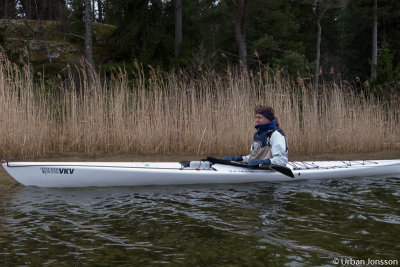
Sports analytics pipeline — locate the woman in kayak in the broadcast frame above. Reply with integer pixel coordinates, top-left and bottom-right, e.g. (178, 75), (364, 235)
(224, 105), (288, 167)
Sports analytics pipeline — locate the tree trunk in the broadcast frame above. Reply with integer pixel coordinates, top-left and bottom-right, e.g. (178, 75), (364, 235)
(92, 0), (95, 20)
(371, 0), (378, 79)
(59, 0), (69, 38)
(3, 0), (8, 19)
(175, 0), (182, 58)
(84, 0), (95, 91)
(25, 0), (32, 19)
(97, 0), (103, 22)
(234, 0), (247, 73)
(48, 0), (53, 20)
(314, 17), (322, 91)
(104, 0), (109, 24)
(84, 0), (94, 68)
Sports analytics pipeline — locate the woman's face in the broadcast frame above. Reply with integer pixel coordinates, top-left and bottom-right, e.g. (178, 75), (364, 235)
(255, 114), (270, 125)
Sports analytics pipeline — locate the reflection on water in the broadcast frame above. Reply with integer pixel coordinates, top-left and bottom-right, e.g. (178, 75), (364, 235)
(0, 177), (399, 265)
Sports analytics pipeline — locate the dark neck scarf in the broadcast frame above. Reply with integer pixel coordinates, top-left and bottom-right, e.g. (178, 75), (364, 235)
(255, 118), (277, 134)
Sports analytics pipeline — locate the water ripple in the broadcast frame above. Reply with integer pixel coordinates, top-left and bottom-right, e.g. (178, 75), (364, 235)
(1, 177), (399, 265)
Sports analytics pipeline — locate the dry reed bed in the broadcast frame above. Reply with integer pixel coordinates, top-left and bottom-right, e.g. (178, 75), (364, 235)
(0, 56), (399, 159)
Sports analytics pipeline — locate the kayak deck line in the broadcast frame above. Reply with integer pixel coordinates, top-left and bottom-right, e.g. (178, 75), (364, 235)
(2, 161), (202, 171)
(288, 160), (380, 170)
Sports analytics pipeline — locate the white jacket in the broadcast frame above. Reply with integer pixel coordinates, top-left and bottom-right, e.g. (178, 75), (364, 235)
(242, 130), (288, 166)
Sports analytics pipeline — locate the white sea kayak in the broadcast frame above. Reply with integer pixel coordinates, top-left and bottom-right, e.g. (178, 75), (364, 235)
(2, 159), (400, 188)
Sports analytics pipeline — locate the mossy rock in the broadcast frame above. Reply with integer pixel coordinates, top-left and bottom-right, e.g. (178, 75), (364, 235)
(0, 19), (116, 69)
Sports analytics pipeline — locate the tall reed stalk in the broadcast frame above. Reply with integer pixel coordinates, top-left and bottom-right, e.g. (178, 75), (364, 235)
(0, 54), (399, 159)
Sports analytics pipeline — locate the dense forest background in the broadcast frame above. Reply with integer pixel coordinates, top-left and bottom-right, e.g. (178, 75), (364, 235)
(0, 0), (399, 93)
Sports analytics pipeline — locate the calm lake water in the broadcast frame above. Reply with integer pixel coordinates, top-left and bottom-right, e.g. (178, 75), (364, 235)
(1, 174), (400, 266)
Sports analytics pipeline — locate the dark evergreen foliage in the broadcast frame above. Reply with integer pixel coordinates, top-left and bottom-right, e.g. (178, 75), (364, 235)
(0, 0), (399, 91)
